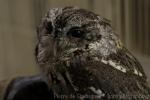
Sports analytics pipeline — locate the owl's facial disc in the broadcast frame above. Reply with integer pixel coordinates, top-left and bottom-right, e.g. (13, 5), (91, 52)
(54, 12), (117, 59)
(52, 20), (116, 62)
(36, 7), (118, 66)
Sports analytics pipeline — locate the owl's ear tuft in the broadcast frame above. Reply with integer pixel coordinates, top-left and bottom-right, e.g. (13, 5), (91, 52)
(36, 19), (53, 39)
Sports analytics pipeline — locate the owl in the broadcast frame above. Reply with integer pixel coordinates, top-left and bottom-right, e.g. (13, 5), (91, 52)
(36, 7), (150, 99)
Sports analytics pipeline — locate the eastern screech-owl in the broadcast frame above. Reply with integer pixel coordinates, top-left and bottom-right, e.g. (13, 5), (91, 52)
(36, 7), (150, 99)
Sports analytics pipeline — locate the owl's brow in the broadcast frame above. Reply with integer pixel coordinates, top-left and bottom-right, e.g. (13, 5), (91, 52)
(81, 21), (98, 28)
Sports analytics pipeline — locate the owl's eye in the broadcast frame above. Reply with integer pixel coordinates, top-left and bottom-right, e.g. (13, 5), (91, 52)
(45, 21), (53, 34)
(71, 29), (83, 38)
(67, 27), (84, 38)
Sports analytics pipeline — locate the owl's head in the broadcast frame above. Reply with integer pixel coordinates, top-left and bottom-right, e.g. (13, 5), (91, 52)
(36, 7), (119, 67)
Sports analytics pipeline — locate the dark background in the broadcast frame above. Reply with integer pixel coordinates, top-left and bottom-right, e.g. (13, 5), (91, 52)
(0, 0), (150, 84)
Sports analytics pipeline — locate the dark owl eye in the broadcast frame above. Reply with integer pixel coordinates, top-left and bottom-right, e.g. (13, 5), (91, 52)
(67, 27), (84, 38)
(45, 21), (53, 34)
(71, 29), (83, 38)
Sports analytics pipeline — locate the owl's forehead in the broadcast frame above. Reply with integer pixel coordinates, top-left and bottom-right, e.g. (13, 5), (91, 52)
(55, 8), (100, 30)
(46, 7), (113, 37)
(66, 15), (98, 27)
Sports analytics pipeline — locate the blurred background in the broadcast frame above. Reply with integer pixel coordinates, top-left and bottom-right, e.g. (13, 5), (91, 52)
(0, 0), (150, 83)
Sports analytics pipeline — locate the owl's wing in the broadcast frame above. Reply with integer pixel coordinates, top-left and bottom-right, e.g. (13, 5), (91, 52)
(108, 47), (147, 79)
(60, 48), (150, 99)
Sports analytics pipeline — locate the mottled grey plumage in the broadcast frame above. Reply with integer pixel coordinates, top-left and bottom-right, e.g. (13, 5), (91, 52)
(36, 7), (150, 99)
